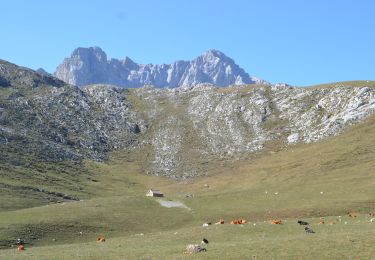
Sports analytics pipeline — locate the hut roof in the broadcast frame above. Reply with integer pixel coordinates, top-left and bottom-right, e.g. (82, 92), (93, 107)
(149, 189), (163, 194)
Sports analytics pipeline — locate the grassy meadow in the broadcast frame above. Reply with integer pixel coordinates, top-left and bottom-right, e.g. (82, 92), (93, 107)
(1, 86), (375, 258)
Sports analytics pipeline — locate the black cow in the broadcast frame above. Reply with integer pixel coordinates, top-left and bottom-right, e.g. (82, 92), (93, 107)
(298, 220), (309, 225)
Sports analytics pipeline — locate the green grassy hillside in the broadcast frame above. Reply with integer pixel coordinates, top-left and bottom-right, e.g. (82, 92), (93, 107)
(1, 102), (375, 258)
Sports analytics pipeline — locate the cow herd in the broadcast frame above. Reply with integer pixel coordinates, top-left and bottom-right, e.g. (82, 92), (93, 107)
(12, 211), (375, 254)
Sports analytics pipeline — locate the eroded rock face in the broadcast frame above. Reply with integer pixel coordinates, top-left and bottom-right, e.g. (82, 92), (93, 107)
(54, 47), (264, 88)
(2, 84), (142, 161)
(272, 85), (375, 143)
(2, 60), (375, 178)
(132, 84), (375, 178)
(0, 60), (142, 162)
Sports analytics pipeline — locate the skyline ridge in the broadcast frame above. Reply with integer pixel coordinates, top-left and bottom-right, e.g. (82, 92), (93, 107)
(53, 46), (265, 88)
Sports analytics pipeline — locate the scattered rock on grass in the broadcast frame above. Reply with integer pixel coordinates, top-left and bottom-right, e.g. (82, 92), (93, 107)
(185, 244), (206, 254)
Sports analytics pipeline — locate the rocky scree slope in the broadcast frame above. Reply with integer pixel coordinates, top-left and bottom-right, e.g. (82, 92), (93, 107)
(2, 60), (375, 179)
(0, 59), (143, 165)
(54, 47), (264, 88)
(131, 83), (375, 178)
(0, 60), (145, 207)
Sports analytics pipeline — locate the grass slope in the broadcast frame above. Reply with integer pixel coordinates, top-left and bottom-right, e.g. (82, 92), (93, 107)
(1, 83), (375, 258)
(2, 215), (375, 259)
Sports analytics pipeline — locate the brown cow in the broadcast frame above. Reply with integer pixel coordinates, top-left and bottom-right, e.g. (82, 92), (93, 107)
(238, 219), (247, 224)
(271, 220), (282, 225)
(230, 218), (248, 225)
(96, 236), (106, 242)
(215, 219), (225, 225)
(17, 245), (25, 251)
(347, 212), (359, 218)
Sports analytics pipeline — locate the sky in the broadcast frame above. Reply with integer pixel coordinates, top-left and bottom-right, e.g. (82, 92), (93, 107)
(1, 0), (374, 86)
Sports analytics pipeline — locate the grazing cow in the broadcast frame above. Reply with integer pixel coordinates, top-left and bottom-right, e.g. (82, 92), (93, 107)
(17, 245), (25, 251)
(319, 219), (325, 224)
(347, 212), (359, 218)
(16, 238), (24, 245)
(370, 218), (375, 222)
(304, 227), (315, 234)
(271, 220), (282, 225)
(297, 220), (309, 225)
(201, 238), (209, 244)
(96, 236), (106, 242)
(215, 219), (224, 225)
(230, 219), (247, 225)
(238, 219), (247, 224)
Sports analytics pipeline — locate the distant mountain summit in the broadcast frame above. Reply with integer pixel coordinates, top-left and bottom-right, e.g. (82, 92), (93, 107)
(36, 68), (50, 76)
(54, 47), (265, 88)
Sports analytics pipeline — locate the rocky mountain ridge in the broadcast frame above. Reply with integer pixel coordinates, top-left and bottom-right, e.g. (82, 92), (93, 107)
(0, 59), (142, 163)
(2, 60), (375, 178)
(54, 47), (265, 88)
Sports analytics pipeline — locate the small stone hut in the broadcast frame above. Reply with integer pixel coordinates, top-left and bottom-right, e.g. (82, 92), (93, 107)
(146, 189), (164, 197)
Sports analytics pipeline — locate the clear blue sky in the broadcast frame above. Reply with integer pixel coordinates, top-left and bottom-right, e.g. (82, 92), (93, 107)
(1, 0), (374, 86)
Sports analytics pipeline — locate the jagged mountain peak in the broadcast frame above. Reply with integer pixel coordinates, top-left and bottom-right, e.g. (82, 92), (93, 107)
(54, 47), (265, 88)
(195, 49), (233, 67)
(200, 49), (228, 59)
(72, 46), (105, 56)
(121, 56), (138, 70)
(71, 46), (107, 62)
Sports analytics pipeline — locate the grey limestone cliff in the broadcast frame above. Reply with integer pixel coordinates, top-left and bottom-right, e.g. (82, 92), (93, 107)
(54, 47), (265, 88)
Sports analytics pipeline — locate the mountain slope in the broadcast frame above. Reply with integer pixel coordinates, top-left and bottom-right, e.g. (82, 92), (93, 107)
(2, 60), (375, 257)
(0, 60), (143, 210)
(0, 60), (143, 162)
(2, 59), (375, 212)
(54, 47), (264, 87)
(3, 59), (375, 180)
(127, 83), (375, 178)
(1, 107), (375, 256)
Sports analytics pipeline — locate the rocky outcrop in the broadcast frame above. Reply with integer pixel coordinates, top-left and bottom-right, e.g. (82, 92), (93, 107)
(2, 59), (375, 179)
(0, 60), (142, 163)
(132, 84), (375, 178)
(272, 85), (375, 143)
(54, 47), (265, 88)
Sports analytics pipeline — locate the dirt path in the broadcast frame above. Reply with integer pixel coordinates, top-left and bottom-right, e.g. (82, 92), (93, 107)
(157, 200), (191, 210)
